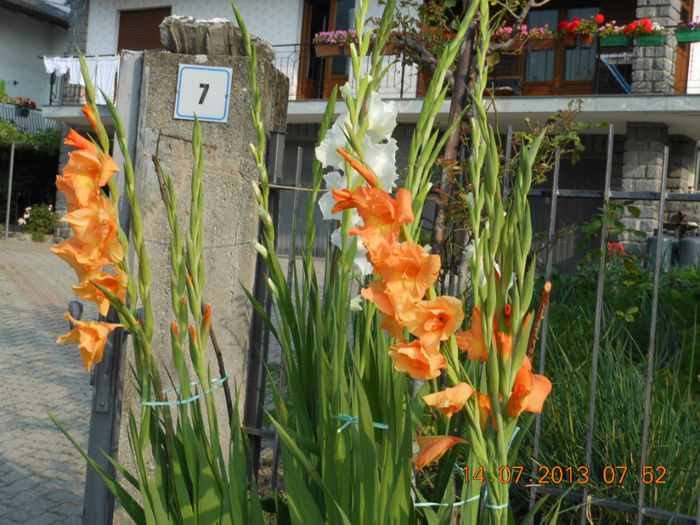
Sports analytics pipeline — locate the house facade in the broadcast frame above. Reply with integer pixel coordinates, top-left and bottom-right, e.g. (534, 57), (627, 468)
(42, 0), (700, 262)
(0, 0), (69, 106)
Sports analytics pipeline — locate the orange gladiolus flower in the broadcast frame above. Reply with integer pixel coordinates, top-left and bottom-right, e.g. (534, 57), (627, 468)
(370, 241), (440, 300)
(332, 186), (414, 248)
(336, 147), (377, 187)
(82, 104), (97, 131)
(476, 392), (492, 431)
(423, 382), (474, 419)
(64, 128), (97, 154)
(496, 331), (512, 358)
(57, 150), (119, 211)
(60, 195), (124, 265)
(506, 356), (552, 417)
(399, 296), (464, 348)
(361, 279), (416, 340)
(413, 435), (467, 470)
(456, 306), (487, 361)
(73, 268), (128, 316)
(57, 313), (120, 371)
(51, 238), (97, 282)
(388, 339), (446, 379)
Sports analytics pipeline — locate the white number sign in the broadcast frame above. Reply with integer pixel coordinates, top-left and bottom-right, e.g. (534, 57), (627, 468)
(174, 64), (232, 122)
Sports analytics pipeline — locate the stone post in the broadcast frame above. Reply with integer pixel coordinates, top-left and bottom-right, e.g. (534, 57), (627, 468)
(109, 18), (288, 523)
(631, 0), (681, 94)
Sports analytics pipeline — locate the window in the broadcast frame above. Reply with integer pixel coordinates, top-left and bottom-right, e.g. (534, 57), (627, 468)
(117, 7), (172, 52)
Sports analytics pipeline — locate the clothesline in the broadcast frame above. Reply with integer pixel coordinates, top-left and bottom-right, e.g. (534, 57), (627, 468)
(42, 55), (120, 104)
(37, 53), (119, 59)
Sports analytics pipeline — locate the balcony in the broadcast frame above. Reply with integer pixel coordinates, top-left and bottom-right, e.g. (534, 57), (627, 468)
(0, 103), (60, 134)
(40, 44), (700, 141)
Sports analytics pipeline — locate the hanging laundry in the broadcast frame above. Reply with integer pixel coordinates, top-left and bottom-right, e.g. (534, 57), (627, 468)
(95, 56), (121, 104)
(43, 57), (70, 76)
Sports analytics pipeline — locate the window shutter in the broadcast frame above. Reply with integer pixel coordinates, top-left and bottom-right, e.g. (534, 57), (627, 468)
(117, 7), (172, 52)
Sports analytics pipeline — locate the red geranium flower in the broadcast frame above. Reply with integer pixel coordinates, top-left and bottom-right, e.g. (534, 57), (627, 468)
(595, 14), (604, 25)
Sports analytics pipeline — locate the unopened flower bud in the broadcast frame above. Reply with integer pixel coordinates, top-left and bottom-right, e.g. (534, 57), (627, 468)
(251, 241), (268, 259)
(266, 277), (279, 298)
(258, 205), (273, 227)
(251, 181), (263, 202)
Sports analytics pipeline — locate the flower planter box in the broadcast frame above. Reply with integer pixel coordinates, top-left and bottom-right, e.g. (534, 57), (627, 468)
(676, 29), (700, 43)
(562, 33), (578, 47)
(503, 37), (525, 52)
(416, 70), (432, 97)
(579, 34), (595, 47)
(14, 106), (29, 117)
(600, 34), (630, 47)
(635, 34), (665, 46)
(529, 37), (555, 51)
(315, 44), (343, 57)
(382, 42), (398, 55)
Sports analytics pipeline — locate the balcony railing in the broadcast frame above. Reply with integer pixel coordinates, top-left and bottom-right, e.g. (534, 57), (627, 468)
(0, 103), (60, 134)
(272, 43), (423, 100)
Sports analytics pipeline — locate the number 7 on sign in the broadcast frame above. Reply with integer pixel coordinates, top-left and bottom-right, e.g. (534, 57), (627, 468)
(199, 83), (209, 104)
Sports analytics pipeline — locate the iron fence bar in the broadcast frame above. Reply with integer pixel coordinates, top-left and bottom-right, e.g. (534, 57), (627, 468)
(528, 188), (700, 202)
(514, 483), (697, 524)
(244, 131), (285, 483)
(579, 123), (614, 525)
(528, 147), (560, 520)
(636, 146), (669, 525)
(270, 145), (303, 490)
(3, 142), (15, 240)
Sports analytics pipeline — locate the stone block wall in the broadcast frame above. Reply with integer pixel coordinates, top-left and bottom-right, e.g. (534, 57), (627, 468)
(666, 135), (700, 225)
(619, 122), (700, 252)
(619, 122), (668, 252)
(67, 0), (89, 53)
(631, 0), (681, 94)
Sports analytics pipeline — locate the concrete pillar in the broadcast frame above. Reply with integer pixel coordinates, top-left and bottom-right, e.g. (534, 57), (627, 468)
(109, 20), (288, 523)
(631, 0), (681, 94)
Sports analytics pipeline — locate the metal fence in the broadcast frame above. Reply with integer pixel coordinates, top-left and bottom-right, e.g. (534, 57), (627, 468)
(244, 126), (699, 522)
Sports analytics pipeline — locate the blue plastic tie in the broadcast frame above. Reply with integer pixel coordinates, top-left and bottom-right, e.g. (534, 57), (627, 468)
(142, 376), (228, 406)
(414, 494), (480, 508)
(331, 413), (389, 433)
(483, 486), (509, 510)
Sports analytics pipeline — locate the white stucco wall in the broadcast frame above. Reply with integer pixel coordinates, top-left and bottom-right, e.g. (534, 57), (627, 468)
(0, 7), (68, 106)
(85, 0), (305, 55)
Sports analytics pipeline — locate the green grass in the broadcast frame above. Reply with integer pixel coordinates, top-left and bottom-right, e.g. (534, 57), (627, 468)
(512, 262), (700, 523)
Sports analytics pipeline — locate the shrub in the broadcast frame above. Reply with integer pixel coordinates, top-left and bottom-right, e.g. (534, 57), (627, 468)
(19, 203), (55, 236)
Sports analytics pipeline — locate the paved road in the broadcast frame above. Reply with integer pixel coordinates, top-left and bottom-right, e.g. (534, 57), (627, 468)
(0, 239), (96, 524)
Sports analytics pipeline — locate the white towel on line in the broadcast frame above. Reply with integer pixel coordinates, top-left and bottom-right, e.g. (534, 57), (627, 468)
(95, 56), (120, 104)
(43, 56), (70, 76)
(67, 56), (97, 88)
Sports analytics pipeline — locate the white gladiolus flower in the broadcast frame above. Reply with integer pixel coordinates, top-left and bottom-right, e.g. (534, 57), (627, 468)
(349, 295), (363, 311)
(317, 171), (346, 221)
(315, 85), (399, 275)
(365, 92), (398, 141)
